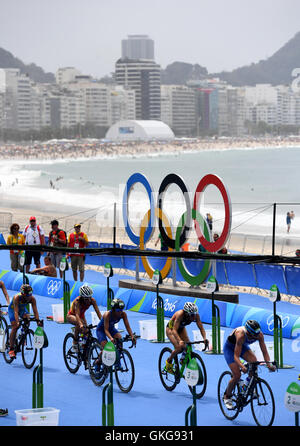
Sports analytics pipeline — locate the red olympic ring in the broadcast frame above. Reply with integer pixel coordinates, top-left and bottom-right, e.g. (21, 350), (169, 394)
(193, 174), (232, 253)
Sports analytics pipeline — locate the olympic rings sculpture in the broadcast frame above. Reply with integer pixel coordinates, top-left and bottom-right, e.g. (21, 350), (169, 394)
(122, 172), (232, 286)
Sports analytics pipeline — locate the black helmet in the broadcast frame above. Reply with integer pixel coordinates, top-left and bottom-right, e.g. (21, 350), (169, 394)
(111, 298), (125, 311)
(20, 284), (33, 297)
(245, 319), (261, 337)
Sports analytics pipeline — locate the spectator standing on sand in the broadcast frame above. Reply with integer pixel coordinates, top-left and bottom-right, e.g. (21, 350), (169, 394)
(7, 223), (25, 272)
(206, 213), (213, 231)
(286, 212), (292, 233)
(22, 217), (45, 274)
(68, 224), (88, 282)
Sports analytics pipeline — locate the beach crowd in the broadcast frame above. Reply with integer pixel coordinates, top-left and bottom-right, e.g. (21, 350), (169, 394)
(0, 136), (300, 161)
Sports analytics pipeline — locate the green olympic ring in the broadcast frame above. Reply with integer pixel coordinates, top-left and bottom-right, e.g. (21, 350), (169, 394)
(175, 209), (212, 286)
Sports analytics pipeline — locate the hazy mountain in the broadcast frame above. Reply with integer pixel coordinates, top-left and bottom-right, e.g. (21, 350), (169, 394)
(213, 31), (300, 86)
(161, 61), (208, 84)
(0, 47), (55, 83)
(161, 32), (300, 87)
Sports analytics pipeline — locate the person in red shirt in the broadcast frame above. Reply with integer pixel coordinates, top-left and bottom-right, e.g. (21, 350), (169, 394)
(48, 219), (67, 278)
(68, 224), (88, 281)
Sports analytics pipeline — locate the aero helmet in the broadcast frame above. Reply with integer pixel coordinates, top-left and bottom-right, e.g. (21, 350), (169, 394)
(245, 319), (261, 336)
(79, 284), (93, 298)
(20, 284), (33, 296)
(183, 302), (198, 314)
(111, 298), (125, 311)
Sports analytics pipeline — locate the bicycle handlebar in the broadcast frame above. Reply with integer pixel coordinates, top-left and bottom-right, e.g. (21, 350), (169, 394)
(187, 339), (209, 352)
(120, 333), (140, 349)
(0, 304), (8, 308)
(245, 360), (278, 371)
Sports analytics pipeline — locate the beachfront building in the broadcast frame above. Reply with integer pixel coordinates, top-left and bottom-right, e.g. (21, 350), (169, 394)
(115, 58), (161, 120)
(0, 68), (33, 132)
(122, 35), (155, 60)
(161, 85), (196, 136)
(55, 67), (82, 85)
(105, 119), (174, 141)
(109, 86), (136, 125)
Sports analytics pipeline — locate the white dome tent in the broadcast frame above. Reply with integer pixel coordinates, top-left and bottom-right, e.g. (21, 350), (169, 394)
(105, 120), (174, 141)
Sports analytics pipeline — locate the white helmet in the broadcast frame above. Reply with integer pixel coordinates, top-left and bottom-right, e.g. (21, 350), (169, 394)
(79, 284), (93, 298)
(183, 302), (198, 314)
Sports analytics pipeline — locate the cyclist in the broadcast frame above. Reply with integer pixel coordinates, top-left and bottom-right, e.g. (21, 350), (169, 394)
(0, 280), (10, 305)
(8, 284), (41, 358)
(165, 302), (208, 373)
(223, 319), (276, 409)
(66, 284), (102, 350)
(96, 298), (136, 348)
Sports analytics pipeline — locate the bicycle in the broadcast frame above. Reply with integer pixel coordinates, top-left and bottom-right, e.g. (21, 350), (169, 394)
(63, 323), (98, 374)
(3, 316), (40, 369)
(88, 333), (140, 393)
(158, 340), (209, 399)
(217, 361), (277, 426)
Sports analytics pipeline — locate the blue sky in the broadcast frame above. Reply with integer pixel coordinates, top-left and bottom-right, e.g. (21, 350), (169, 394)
(1, 0), (300, 78)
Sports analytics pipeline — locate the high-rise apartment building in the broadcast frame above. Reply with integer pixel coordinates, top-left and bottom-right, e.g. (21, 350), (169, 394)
(115, 58), (161, 120)
(122, 35), (154, 60)
(161, 85), (196, 136)
(0, 68), (32, 131)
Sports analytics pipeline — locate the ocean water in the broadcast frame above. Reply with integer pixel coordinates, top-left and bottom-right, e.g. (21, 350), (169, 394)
(1, 145), (300, 238)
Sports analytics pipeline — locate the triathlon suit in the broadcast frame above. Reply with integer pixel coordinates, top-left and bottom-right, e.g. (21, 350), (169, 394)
(167, 313), (192, 334)
(223, 327), (257, 365)
(67, 297), (92, 319)
(8, 295), (30, 322)
(96, 311), (122, 343)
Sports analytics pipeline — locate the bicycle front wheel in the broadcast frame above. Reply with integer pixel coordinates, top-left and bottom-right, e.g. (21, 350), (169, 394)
(115, 349), (135, 393)
(88, 340), (108, 387)
(188, 352), (207, 399)
(251, 378), (275, 426)
(63, 333), (81, 373)
(217, 371), (240, 421)
(158, 347), (178, 392)
(0, 315), (8, 333)
(2, 327), (13, 364)
(22, 329), (37, 369)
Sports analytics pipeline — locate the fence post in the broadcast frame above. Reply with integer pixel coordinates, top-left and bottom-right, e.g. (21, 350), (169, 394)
(60, 256), (70, 323)
(101, 342), (116, 426)
(32, 325), (48, 409)
(150, 270), (166, 343)
(104, 263), (114, 309)
(206, 276), (222, 355)
(270, 285), (294, 369)
(184, 359), (199, 426)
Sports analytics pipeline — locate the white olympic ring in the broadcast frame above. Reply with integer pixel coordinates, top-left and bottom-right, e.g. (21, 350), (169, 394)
(47, 280), (62, 296)
(266, 314), (290, 332)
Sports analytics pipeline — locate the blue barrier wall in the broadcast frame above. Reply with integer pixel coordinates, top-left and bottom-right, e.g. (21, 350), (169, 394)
(1, 269), (299, 339)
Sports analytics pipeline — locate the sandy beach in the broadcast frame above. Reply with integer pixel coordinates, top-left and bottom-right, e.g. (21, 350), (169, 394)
(0, 135), (300, 161)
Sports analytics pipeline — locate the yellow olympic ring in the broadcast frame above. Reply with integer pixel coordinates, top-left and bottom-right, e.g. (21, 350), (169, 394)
(140, 207), (173, 280)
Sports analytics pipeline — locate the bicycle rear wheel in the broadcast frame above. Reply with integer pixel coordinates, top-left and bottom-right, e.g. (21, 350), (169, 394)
(188, 352), (207, 399)
(158, 347), (178, 392)
(22, 329), (37, 369)
(115, 349), (135, 393)
(88, 340), (108, 387)
(63, 333), (81, 373)
(251, 378), (275, 426)
(217, 371), (240, 420)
